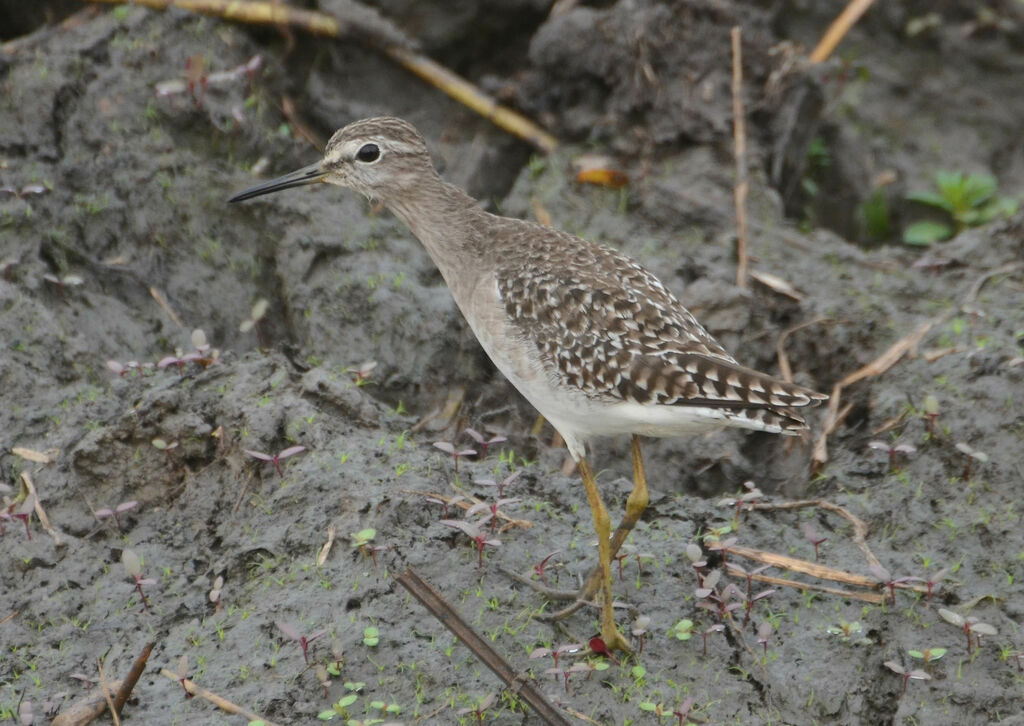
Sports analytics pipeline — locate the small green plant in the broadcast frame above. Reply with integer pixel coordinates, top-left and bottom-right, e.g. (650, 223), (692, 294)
(884, 660), (931, 695)
(668, 618), (694, 641)
(827, 620), (872, 646)
(908, 646), (947, 669)
(904, 170), (1018, 245)
(362, 626), (379, 647)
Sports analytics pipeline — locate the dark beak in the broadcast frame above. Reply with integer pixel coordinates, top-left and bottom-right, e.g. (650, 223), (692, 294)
(228, 162), (326, 203)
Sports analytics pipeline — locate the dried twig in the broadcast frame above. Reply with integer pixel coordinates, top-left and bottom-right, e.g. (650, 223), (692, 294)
(396, 568), (571, 726)
(96, 658), (120, 726)
(730, 26), (749, 289)
(159, 668), (285, 726)
(51, 679), (124, 726)
(20, 471), (65, 546)
(81, 0), (557, 152)
(809, 0), (878, 63)
(113, 642), (154, 715)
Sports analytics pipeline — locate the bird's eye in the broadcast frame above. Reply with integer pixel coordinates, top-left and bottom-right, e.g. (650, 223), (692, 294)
(356, 143), (380, 163)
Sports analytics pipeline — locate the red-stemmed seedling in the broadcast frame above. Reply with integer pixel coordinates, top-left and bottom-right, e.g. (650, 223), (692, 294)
(701, 624), (726, 656)
(921, 394), (941, 435)
(529, 642), (585, 676)
(70, 672), (96, 691)
(239, 299), (270, 347)
(348, 360), (378, 386)
(121, 549), (156, 613)
(673, 698), (696, 726)
(632, 615), (650, 654)
(423, 493), (465, 519)
(432, 441), (476, 473)
(455, 692), (495, 725)
(718, 480), (763, 525)
(726, 562), (772, 602)
(243, 445), (307, 476)
(685, 542), (707, 586)
(756, 622), (773, 657)
(275, 621), (329, 665)
(532, 550), (561, 585)
(151, 438), (179, 459)
(884, 661), (931, 695)
(94, 500), (139, 532)
(7, 495), (34, 540)
(174, 655), (193, 698)
(463, 429), (508, 458)
(43, 272), (84, 300)
(867, 440), (916, 472)
(801, 522), (828, 561)
(938, 608), (997, 655)
(954, 442), (988, 479)
(706, 536), (737, 566)
(869, 564), (919, 606)
(467, 497), (521, 534)
(440, 519), (501, 568)
(588, 636), (620, 665)
(1, 183), (46, 200)
(106, 360), (154, 378)
(742, 587), (776, 628)
(920, 567), (949, 607)
(475, 470), (521, 498)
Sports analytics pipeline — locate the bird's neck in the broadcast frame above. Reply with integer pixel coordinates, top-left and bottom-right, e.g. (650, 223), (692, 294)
(385, 178), (487, 300)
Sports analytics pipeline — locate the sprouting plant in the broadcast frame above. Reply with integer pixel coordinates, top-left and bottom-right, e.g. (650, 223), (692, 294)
(122, 549), (155, 613)
(350, 528), (389, 566)
(884, 660), (932, 695)
(531, 550), (561, 585)
(275, 621), (328, 665)
(701, 624), (726, 656)
(42, 272), (84, 299)
(70, 672), (97, 690)
(684, 542), (707, 585)
(94, 500), (139, 532)
(672, 698), (696, 726)
(718, 480), (763, 525)
(4, 495), (34, 540)
(475, 470), (521, 498)
(801, 522), (828, 561)
(632, 615), (650, 654)
(347, 360), (377, 386)
(463, 429), (508, 458)
(318, 684), (360, 721)
(756, 622), (773, 657)
(239, 298), (269, 346)
(362, 627), (379, 647)
(423, 493), (465, 519)
(466, 497), (521, 533)
(173, 655), (192, 697)
(869, 564), (919, 605)
(904, 170), (1018, 245)
(668, 618), (694, 642)
(157, 329), (219, 376)
(920, 567), (949, 607)
(208, 575), (224, 612)
(921, 394), (941, 435)
(867, 440), (916, 472)
(705, 536), (737, 565)
(432, 441), (476, 473)
(954, 442), (989, 479)
(151, 438), (179, 457)
(588, 636), (620, 664)
(938, 609), (997, 654)
(827, 620), (872, 646)
(243, 445), (307, 476)
(455, 692), (495, 724)
(908, 646), (947, 670)
(529, 642), (584, 674)
(105, 360), (154, 377)
(440, 519), (501, 568)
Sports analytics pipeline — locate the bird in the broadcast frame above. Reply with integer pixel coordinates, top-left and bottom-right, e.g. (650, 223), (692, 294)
(229, 117), (827, 651)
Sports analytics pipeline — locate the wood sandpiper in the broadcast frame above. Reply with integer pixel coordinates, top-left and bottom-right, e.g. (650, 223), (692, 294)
(230, 117), (827, 652)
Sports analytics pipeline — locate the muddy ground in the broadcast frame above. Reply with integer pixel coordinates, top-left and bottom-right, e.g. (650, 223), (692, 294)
(2, 1), (1023, 724)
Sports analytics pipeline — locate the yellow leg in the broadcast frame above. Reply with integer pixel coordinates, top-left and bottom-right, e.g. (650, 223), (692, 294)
(574, 435), (651, 605)
(578, 457), (632, 653)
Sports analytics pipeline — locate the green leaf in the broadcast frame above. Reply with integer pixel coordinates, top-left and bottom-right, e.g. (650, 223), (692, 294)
(959, 173), (997, 208)
(337, 693), (358, 708)
(908, 650), (924, 659)
(317, 711), (337, 721)
(903, 221), (952, 245)
(906, 190), (955, 214)
(928, 647), (947, 660)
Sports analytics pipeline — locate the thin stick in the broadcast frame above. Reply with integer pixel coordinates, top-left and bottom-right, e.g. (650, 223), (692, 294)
(113, 642), (154, 715)
(809, 0), (878, 63)
(19, 471), (65, 546)
(96, 658), (120, 726)
(51, 679), (124, 726)
(159, 669), (285, 726)
(730, 26), (749, 289)
(729, 568), (885, 604)
(396, 568), (572, 726)
(728, 544), (878, 588)
(81, 0), (557, 153)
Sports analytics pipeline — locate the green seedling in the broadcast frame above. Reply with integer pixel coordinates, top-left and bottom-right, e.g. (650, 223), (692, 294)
(827, 620), (872, 646)
(908, 646), (947, 670)
(362, 626), (379, 647)
(318, 691), (358, 721)
(668, 619), (694, 641)
(904, 170), (1018, 245)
